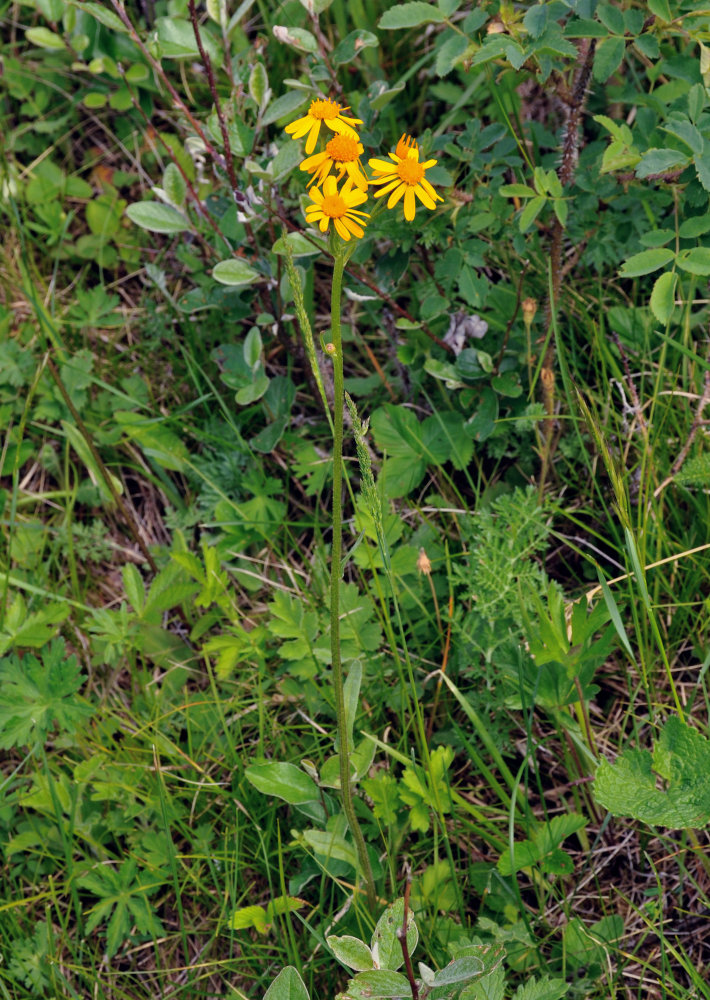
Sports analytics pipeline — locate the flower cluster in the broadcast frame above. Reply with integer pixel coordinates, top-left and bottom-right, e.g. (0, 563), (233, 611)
(284, 94), (443, 241)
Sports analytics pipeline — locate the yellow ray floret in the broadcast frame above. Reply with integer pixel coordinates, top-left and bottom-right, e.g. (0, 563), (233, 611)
(304, 175), (369, 241)
(285, 97), (363, 155)
(368, 133), (444, 222)
(300, 133), (368, 192)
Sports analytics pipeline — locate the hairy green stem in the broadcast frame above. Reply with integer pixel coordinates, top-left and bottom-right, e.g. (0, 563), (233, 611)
(329, 247), (377, 912)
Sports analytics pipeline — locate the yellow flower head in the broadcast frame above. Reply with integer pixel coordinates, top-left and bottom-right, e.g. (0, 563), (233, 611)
(300, 133), (368, 192)
(304, 175), (369, 241)
(285, 96), (363, 155)
(368, 134), (444, 222)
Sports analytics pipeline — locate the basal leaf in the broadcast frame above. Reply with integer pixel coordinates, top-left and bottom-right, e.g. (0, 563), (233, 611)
(245, 762), (320, 804)
(594, 716), (710, 828)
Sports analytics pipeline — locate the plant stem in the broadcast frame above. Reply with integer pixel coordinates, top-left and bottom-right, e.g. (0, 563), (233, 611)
(329, 246), (377, 913)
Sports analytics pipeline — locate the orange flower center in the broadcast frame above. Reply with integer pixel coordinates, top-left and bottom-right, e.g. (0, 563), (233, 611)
(397, 158), (424, 186)
(326, 135), (360, 162)
(309, 98), (342, 120)
(321, 194), (348, 219)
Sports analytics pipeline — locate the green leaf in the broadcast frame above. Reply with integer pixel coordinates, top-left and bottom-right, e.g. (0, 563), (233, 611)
(434, 946), (505, 987)
(676, 247), (710, 276)
(163, 162), (186, 206)
(647, 0), (671, 20)
(0, 639), (93, 749)
(67, 1), (128, 32)
(25, 26), (65, 48)
(156, 17), (222, 64)
(592, 35), (625, 82)
(596, 3), (625, 35)
(594, 716), (710, 828)
(272, 231), (324, 256)
(212, 259), (260, 285)
(649, 270), (677, 323)
(350, 972), (411, 998)
(435, 32), (470, 77)
(264, 967), (310, 1000)
(379, 2), (446, 29)
(333, 29), (379, 66)
(693, 146), (710, 192)
(327, 934), (375, 971)
(512, 976), (569, 1000)
(272, 25), (318, 52)
(125, 201), (189, 234)
(523, 4), (548, 38)
(635, 148), (688, 178)
(661, 119), (704, 155)
(519, 195), (546, 233)
(679, 213), (710, 238)
(499, 183), (537, 198)
(262, 90), (310, 127)
(244, 762), (320, 804)
(301, 829), (358, 868)
(371, 898), (418, 971)
(229, 905), (268, 933)
(618, 248), (675, 277)
(459, 967), (505, 1000)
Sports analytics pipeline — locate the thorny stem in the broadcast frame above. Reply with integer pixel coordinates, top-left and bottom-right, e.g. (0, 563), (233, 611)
(330, 247), (377, 913)
(539, 38), (596, 494)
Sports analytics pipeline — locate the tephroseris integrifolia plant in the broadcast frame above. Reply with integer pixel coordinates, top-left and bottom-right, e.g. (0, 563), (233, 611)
(282, 94), (444, 911)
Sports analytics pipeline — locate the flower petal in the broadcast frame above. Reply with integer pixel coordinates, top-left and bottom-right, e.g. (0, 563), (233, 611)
(414, 183), (436, 209)
(419, 178), (440, 201)
(304, 120), (321, 154)
(342, 217), (364, 238)
(420, 158), (437, 169)
(345, 189), (368, 207)
(300, 151), (328, 171)
(285, 114), (312, 135)
(368, 158), (397, 174)
(387, 183), (406, 209)
(319, 216), (329, 232)
(323, 175), (338, 196)
(346, 162), (369, 191)
(404, 187), (416, 221)
(333, 217), (350, 240)
(309, 186), (325, 205)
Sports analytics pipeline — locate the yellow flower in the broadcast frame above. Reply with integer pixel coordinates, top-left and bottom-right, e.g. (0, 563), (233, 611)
(300, 133), (368, 191)
(304, 175), (369, 241)
(284, 96), (362, 155)
(368, 134), (444, 222)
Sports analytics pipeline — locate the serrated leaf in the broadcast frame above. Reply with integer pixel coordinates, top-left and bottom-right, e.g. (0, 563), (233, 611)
(635, 148), (688, 178)
(618, 247), (675, 277)
(0, 638), (93, 749)
(229, 905), (268, 932)
(512, 976), (569, 1000)
(647, 0), (671, 20)
(212, 259), (260, 285)
(674, 247), (710, 276)
(594, 716), (710, 828)
(328, 935), (375, 971)
(523, 5), (548, 38)
(245, 762), (320, 804)
(435, 32), (469, 76)
(126, 201), (189, 234)
(592, 35), (625, 82)
(379, 2), (446, 29)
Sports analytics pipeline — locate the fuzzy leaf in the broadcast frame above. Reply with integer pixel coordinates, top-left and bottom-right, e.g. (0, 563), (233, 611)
(379, 2), (446, 29)
(371, 898), (419, 971)
(264, 967), (310, 1000)
(327, 934), (375, 971)
(126, 201), (189, 234)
